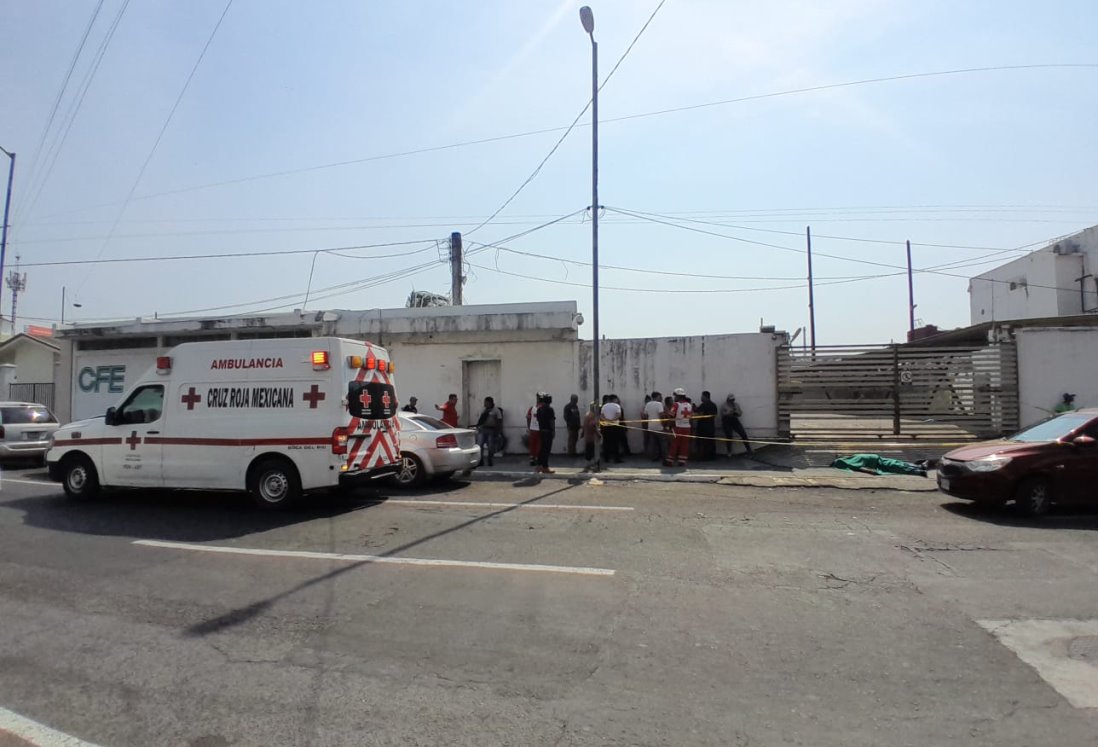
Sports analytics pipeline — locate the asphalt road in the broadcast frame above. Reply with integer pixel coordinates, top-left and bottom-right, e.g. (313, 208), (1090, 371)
(1, 467), (1097, 746)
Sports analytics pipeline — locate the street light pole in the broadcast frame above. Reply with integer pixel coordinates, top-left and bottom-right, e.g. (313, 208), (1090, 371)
(580, 5), (601, 472)
(0, 147), (15, 334)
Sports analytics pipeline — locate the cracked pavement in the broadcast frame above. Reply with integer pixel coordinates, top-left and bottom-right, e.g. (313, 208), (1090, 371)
(1, 469), (1097, 745)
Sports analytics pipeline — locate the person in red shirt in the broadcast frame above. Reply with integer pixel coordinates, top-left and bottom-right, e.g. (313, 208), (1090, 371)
(665, 387), (693, 468)
(435, 393), (459, 428)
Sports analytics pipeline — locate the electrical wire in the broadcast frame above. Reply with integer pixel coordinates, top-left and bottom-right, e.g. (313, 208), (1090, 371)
(14, 239), (438, 268)
(139, 210), (584, 319)
(76, 0), (235, 294)
(463, 0), (667, 237)
(16, 0), (131, 229)
(609, 206), (1091, 294)
(14, 0), (106, 228)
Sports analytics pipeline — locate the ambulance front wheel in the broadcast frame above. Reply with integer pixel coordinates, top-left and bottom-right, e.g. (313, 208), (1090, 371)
(248, 458), (302, 509)
(61, 454), (100, 500)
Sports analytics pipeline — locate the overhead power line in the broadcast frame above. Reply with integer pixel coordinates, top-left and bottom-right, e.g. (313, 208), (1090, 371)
(16, 239), (438, 268)
(465, 0), (668, 237)
(76, 0), (235, 293)
(15, 0), (131, 229)
(16, 0), (106, 226)
(34, 62), (1098, 222)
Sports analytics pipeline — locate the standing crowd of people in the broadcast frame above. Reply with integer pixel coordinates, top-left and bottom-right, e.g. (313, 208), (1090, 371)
(400, 387), (754, 473)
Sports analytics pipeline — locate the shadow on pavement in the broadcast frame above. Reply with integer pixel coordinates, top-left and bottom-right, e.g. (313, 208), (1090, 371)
(5, 486), (396, 543)
(941, 501), (1098, 530)
(183, 482), (580, 638)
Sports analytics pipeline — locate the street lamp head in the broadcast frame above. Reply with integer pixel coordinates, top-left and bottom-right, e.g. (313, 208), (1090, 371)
(579, 6), (595, 35)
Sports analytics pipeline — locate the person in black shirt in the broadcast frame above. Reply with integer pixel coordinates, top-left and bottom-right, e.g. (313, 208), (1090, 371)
(563, 394), (581, 457)
(695, 391), (718, 461)
(535, 392), (556, 474)
(401, 396), (418, 414)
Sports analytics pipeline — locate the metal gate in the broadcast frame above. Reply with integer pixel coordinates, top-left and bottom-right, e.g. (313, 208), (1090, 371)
(8, 383), (55, 410)
(777, 342), (1018, 442)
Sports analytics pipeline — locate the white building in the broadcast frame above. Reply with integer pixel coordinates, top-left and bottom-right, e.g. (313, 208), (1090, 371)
(969, 224), (1098, 325)
(53, 301), (786, 453)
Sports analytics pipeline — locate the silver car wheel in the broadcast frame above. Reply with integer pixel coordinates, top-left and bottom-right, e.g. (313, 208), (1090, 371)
(397, 455), (419, 485)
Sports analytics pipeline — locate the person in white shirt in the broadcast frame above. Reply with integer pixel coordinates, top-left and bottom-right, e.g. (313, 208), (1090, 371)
(600, 394), (624, 464)
(643, 391), (666, 462)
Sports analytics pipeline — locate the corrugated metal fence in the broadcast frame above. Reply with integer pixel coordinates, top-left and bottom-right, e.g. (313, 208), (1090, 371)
(777, 342), (1019, 442)
(8, 383), (55, 411)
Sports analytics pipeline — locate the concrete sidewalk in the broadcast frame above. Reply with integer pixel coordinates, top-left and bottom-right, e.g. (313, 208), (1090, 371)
(469, 448), (939, 492)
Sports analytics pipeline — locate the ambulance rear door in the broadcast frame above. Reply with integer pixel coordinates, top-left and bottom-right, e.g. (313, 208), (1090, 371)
(341, 342), (399, 473)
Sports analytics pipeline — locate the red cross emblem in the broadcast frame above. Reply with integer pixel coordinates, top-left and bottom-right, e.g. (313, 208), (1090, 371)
(381, 392), (391, 409)
(303, 384), (326, 409)
(126, 431), (141, 451)
(180, 387), (201, 410)
(359, 391), (372, 408)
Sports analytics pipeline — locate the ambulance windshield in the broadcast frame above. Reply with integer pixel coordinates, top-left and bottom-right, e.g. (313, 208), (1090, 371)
(347, 381), (397, 420)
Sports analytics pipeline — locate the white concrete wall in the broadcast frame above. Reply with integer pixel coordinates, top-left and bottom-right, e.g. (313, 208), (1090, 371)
(970, 226), (1098, 324)
(1016, 327), (1098, 427)
(579, 333), (783, 453)
(0, 340), (58, 384)
(386, 339), (579, 453)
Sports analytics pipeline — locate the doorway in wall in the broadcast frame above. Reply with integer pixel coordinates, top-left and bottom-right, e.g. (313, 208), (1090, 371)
(462, 360), (501, 429)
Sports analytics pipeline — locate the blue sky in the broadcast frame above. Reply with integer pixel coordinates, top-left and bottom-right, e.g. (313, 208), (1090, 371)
(2, 0), (1097, 343)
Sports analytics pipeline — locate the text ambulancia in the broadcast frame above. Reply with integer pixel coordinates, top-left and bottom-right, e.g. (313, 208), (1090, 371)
(46, 337), (401, 508)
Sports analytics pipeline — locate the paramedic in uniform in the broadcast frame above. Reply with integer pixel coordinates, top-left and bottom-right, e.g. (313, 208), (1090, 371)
(666, 387), (693, 468)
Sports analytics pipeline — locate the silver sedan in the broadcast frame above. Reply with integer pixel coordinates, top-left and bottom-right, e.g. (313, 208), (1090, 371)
(392, 413), (480, 488)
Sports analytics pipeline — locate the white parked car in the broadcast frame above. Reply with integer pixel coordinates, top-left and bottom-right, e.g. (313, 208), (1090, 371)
(393, 413), (480, 487)
(0, 402), (60, 463)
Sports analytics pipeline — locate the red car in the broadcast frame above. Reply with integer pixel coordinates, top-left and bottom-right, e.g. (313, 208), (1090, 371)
(937, 409), (1098, 515)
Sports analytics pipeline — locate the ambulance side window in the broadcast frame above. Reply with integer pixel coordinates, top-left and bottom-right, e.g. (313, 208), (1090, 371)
(118, 385), (165, 425)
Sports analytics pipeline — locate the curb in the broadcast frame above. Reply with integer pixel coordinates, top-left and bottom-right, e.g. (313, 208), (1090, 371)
(467, 468), (939, 492)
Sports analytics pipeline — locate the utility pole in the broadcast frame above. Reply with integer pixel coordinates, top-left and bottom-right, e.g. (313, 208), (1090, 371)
(806, 226), (816, 351)
(0, 147), (15, 334)
(449, 231), (463, 305)
(580, 6), (601, 471)
(906, 240), (916, 336)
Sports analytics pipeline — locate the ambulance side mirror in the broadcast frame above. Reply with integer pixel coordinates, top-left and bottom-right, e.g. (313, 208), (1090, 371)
(104, 407), (118, 426)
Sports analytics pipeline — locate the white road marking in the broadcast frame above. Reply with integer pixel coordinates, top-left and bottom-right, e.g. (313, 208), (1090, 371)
(978, 619), (1098, 709)
(1, 477), (56, 487)
(0, 705), (104, 747)
(134, 539), (615, 577)
(380, 499), (633, 511)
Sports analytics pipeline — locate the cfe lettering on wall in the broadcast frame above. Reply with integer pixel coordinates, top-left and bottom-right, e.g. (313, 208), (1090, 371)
(78, 365), (126, 393)
(205, 386), (295, 409)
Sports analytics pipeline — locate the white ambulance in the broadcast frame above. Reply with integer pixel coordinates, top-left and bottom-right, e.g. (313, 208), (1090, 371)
(46, 337), (401, 508)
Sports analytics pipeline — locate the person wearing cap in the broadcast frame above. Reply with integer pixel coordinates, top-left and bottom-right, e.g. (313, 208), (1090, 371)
(1055, 393), (1077, 414)
(720, 394), (752, 456)
(665, 387), (693, 467)
(526, 397), (542, 466)
(534, 392), (556, 474)
(401, 396), (418, 414)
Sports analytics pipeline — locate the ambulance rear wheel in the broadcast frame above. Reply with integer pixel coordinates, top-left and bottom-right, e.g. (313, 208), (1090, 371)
(61, 454), (100, 500)
(248, 458), (302, 509)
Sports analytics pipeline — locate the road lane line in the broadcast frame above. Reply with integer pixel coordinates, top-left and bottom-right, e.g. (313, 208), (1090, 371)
(134, 539), (615, 577)
(1, 478), (55, 487)
(0, 706), (104, 747)
(379, 499), (633, 511)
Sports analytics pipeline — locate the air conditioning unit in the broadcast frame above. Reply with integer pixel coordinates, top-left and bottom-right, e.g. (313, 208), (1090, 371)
(1009, 278), (1027, 290)
(1053, 241), (1081, 255)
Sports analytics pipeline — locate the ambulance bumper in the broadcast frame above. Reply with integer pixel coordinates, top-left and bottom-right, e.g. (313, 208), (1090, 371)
(339, 463), (400, 487)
